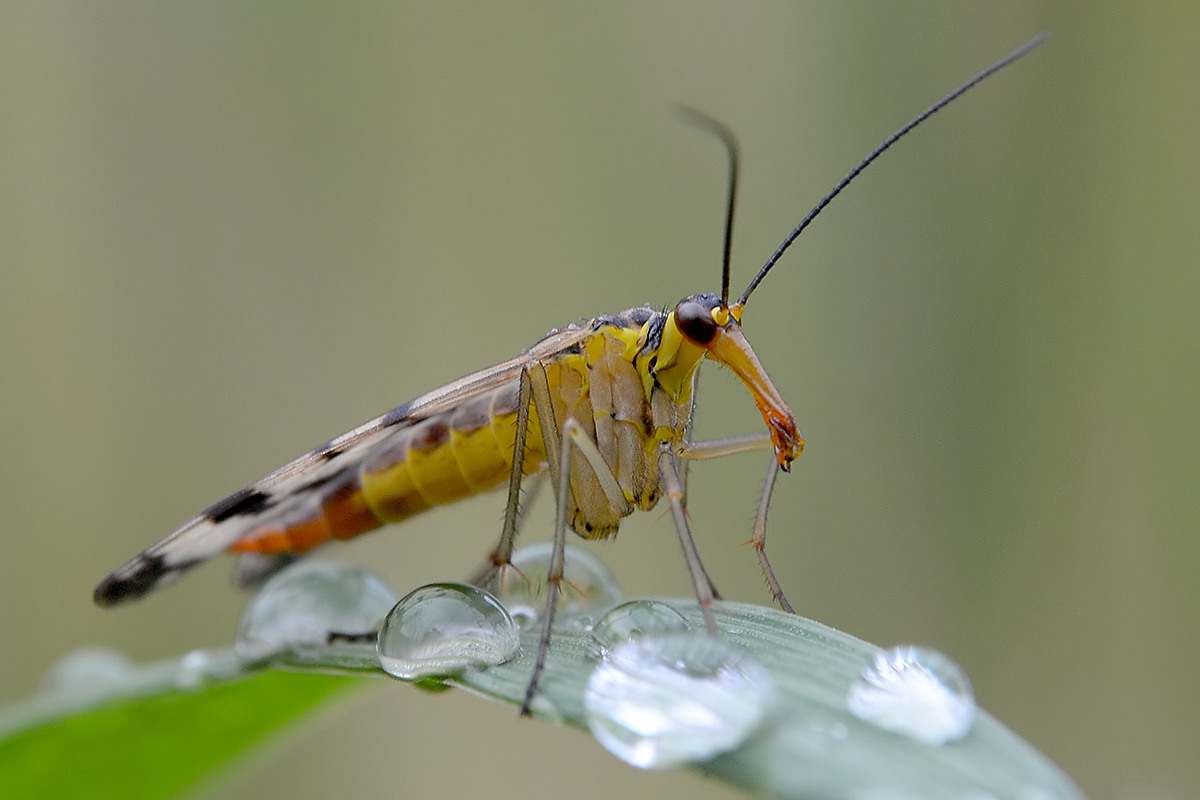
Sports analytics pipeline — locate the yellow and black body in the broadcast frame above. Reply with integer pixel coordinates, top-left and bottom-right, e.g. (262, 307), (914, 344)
(93, 293), (798, 604)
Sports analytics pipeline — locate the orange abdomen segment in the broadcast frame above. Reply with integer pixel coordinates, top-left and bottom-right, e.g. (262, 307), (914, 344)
(229, 382), (545, 555)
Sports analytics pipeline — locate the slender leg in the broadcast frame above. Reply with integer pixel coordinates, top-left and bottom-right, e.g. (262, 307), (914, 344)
(520, 419), (573, 716)
(674, 431), (772, 460)
(672, 432), (774, 601)
(671, 441), (721, 601)
(470, 366), (536, 588)
(520, 416), (631, 716)
(752, 454), (795, 613)
(657, 446), (719, 635)
(676, 431), (795, 614)
(527, 363), (564, 492)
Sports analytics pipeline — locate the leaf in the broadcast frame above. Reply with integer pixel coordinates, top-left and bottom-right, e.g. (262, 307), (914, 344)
(0, 664), (361, 800)
(432, 601), (1087, 800)
(1, 600), (1086, 800)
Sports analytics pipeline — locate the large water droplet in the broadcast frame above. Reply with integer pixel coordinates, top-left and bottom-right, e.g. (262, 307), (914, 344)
(846, 645), (976, 746)
(584, 632), (776, 768)
(483, 542), (622, 628)
(590, 600), (690, 653)
(377, 583), (520, 681)
(236, 559), (399, 659)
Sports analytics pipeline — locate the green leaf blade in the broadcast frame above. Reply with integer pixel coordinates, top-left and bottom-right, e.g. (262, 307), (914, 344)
(0, 669), (361, 800)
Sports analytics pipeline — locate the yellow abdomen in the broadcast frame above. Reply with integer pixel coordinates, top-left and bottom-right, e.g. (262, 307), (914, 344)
(230, 381), (546, 555)
(229, 321), (689, 556)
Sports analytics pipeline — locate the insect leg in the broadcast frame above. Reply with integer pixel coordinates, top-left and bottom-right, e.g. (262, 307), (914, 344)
(677, 431), (774, 597)
(675, 431), (772, 460)
(470, 366), (537, 587)
(751, 456), (795, 613)
(521, 421), (570, 716)
(675, 432), (795, 611)
(521, 399), (632, 715)
(670, 443), (720, 600)
(657, 446), (720, 635)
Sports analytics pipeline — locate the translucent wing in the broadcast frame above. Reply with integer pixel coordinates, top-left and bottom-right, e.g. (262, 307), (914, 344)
(94, 325), (592, 605)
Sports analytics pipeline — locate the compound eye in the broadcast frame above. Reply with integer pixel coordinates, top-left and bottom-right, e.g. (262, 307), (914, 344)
(675, 299), (719, 345)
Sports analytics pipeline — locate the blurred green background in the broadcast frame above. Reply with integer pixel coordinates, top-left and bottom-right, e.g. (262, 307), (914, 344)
(2, 3), (1196, 798)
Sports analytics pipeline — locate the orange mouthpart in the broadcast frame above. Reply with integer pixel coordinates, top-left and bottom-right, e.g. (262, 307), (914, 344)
(705, 325), (804, 469)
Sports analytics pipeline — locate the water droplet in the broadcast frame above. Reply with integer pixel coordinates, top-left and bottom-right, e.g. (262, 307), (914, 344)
(236, 559), (399, 659)
(41, 646), (135, 699)
(846, 645), (976, 746)
(483, 542), (622, 628)
(590, 600), (690, 653)
(584, 632), (776, 768)
(377, 583), (520, 681)
(175, 648), (245, 690)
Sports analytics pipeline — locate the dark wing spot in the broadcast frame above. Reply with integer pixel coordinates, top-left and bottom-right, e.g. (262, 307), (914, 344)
(411, 418), (450, 451)
(205, 487), (275, 523)
(93, 555), (200, 606)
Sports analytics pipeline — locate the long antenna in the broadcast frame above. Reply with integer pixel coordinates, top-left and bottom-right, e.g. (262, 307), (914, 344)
(736, 32), (1047, 307)
(678, 106), (740, 304)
